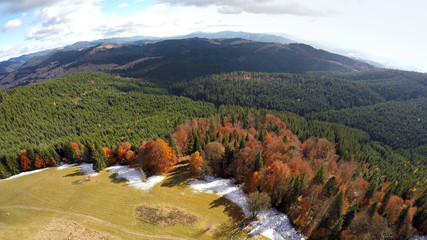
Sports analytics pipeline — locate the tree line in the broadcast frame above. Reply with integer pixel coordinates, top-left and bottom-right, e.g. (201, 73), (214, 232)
(174, 113), (427, 239)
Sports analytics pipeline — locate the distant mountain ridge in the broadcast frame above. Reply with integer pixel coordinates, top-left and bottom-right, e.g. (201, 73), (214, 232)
(0, 31), (293, 75)
(0, 35), (373, 89)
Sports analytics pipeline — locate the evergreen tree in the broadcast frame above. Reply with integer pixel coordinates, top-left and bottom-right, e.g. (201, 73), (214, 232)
(258, 127), (266, 142)
(323, 176), (338, 197)
(167, 133), (178, 157)
(368, 201), (378, 217)
(93, 143), (108, 172)
(342, 203), (358, 229)
(364, 180), (378, 200)
(279, 174), (306, 212)
(204, 134), (211, 146)
(328, 218), (343, 240)
(330, 191), (345, 222)
(412, 205), (427, 231)
(0, 162), (11, 179)
(396, 206), (410, 228)
(312, 165), (326, 185)
(254, 152), (263, 172)
(239, 137), (246, 149)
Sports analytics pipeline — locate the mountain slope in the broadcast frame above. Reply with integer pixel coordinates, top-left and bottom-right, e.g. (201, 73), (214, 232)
(0, 38), (373, 89)
(0, 31), (293, 77)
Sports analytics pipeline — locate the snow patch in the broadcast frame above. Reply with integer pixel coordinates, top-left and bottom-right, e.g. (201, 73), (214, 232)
(80, 163), (99, 176)
(107, 165), (165, 192)
(3, 169), (47, 181)
(57, 163), (77, 170)
(190, 177), (251, 216)
(411, 236), (427, 240)
(189, 176), (305, 240)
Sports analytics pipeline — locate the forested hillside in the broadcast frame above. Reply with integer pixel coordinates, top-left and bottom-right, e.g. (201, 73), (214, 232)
(171, 71), (427, 150)
(0, 71), (425, 239)
(0, 72), (215, 154)
(172, 114), (427, 239)
(0, 38), (372, 89)
(0, 71), (423, 192)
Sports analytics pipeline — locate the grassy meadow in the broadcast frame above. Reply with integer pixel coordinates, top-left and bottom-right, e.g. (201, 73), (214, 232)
(0, 164), (251, 239)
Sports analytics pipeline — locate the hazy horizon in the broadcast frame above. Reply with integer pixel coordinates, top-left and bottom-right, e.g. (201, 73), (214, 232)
(1, 0), (426, 72)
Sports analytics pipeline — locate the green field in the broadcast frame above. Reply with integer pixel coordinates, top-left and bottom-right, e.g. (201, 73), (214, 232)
(0, 164), (251, 240)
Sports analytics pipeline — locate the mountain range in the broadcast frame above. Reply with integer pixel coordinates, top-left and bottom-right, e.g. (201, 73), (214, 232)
(0, 31), (372, 89)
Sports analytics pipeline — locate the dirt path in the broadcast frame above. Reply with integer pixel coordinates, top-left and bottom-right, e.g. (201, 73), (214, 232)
(0, 205), (189, 240)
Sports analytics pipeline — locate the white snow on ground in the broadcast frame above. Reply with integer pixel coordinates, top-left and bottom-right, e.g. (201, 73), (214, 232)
(80, 163), (99, 176)
(189, 176), (305, 240)
(57, 163), (77, 170)
(411, 236), (427, 240)
(3, 169), (47, 181)
(107, 165), (165, 192)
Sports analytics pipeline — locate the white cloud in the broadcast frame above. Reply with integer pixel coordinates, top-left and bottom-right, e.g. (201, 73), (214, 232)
(157, 0), (329, 16)
(118, 3), (128, 8)
(0, 0), (425, 72)
(0, 0), (61, 13)
(0, 41), (56, 61)
(2, 19), (23, 32)
(26, 0), (106, 41)
(146, 3), (167, 12)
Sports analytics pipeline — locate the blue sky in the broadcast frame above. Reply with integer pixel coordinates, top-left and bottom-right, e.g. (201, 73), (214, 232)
(0, 0), (426, 72)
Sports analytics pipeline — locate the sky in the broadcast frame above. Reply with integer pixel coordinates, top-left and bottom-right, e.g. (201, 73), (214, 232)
(0, 0), (426, 72)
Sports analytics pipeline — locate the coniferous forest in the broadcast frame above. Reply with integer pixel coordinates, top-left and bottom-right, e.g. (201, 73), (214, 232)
(0, 70), (426, 239)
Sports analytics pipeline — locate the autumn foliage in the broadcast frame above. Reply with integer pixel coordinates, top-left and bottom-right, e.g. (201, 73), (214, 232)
(19, 150), (32, 171)
(171, 113), (426, 239)
(137, 139), (177, 176)
(189, 151), (203, 176)
(116, 142), (135, 165)
(102, 147), (116, 165)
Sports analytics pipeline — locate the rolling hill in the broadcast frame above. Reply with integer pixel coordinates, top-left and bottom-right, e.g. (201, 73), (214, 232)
(0, 37), (372, 89)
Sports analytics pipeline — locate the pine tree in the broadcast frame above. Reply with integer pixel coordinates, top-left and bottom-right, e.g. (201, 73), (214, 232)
(412, 205), (427, 232)
(312, 165), (326, 185)
(239, 137), (246, 149)
(396, 206), (410, 228)
(93, 143), (108, 172)
(323, 176), (338, 197)
(193, 131), (202, 153)
(279, 174), (306, 212)
(254, 152), (263, 172)
(368, 201), (378, 217)
(204, 134), (210, 146)
(342, 203), (358, 229)
(0, 162), (11, 179)
(328, 218), (343, 240)
(168, 133), (179, 157)
(330, 191), (345, 222)
(258, 127), (266, 142)
(364, 180), (378, 200)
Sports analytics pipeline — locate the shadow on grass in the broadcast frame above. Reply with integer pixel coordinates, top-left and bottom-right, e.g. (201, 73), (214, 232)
(192, 220), (247, 239)
(161, 161), (190, 188)
(109, 172), (128, 184)
(71, 180), (84, 185)
(63, 169), (84, 177)
(209, 196), (246, 222)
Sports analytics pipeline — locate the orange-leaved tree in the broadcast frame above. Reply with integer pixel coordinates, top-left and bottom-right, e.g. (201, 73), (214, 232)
(20, 150), (32, 171)
(138, 139), (176, 176)
(102, 147), (116, 165)
(189, 151), (203, 176)
(34, 154), (44, 169)
(116, 142), (135, 165)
